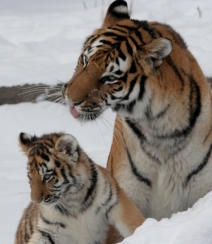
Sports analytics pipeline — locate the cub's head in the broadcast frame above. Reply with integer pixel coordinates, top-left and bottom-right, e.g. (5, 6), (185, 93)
(63, 0), (172, 121)
(19, 132), (88, 205)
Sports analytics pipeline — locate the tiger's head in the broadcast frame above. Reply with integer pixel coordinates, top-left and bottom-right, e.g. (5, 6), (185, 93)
(63, 0), (172, 121)
(19, 132), (90, 205)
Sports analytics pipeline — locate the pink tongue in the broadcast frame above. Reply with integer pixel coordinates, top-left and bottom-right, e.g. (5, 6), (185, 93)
(70, 106), (80, 118)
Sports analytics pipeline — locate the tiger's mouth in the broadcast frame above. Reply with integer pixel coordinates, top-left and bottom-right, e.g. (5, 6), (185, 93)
(70, 106), (81, 118)
(69, 105), (106, 121)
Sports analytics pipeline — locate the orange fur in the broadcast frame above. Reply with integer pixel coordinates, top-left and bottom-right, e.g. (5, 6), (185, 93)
(63, 1), (212, 243)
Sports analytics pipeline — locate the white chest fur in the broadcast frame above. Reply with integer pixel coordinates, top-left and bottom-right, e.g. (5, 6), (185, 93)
(116, 121), (212, 220)
(35, 202), (109, 244)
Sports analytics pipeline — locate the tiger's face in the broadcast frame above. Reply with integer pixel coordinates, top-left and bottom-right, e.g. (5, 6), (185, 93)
(19, 132), (86, 205)
(63, 1), (172, 121)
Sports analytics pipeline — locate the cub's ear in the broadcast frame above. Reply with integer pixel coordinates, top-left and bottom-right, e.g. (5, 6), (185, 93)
(143, 38), (172, 68)
(19, 132), (36, 154)
(55, 134), (78, 157)
(102, 0), (130, 29)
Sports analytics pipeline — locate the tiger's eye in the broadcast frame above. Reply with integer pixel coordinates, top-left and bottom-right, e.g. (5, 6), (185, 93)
(108, 76), (116, 81)
(44, 174), (51, 181)
(101, 75), (117, 83)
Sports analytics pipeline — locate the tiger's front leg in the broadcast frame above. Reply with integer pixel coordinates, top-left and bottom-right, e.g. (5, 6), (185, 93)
(106, 185), (145, 244)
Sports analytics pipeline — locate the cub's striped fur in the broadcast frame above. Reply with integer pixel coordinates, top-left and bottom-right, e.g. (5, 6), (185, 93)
(63, 0), (212, 231)
(15, 132), (144, 244)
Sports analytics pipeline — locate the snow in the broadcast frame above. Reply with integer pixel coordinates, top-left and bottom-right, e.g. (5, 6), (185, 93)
(120, 191), (212, 244)
(1, 0), (212, 243)
(0, 102), (115, 243)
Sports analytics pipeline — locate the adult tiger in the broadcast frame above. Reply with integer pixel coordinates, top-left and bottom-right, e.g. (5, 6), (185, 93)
(63, 0), (212, 233)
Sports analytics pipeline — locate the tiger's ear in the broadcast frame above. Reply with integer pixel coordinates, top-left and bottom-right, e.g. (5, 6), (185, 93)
(19, 132), (36, 154)
(143, 38), (172, 68)
(102, 0), (130, 29)
(55, 134), (78, 157)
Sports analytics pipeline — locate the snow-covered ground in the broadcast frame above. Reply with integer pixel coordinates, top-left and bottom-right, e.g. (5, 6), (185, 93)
(1, 0), (212, 243)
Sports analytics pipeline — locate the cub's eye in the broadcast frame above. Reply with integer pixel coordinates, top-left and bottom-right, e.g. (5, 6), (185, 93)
(82, 55), (89, 67)
(101, 75), (117, 83)
(44, 174), (52, 182)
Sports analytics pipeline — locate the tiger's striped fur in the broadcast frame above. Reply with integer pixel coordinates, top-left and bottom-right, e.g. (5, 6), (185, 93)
(15, 132), (144, 244)
(63, 0), (212, 225)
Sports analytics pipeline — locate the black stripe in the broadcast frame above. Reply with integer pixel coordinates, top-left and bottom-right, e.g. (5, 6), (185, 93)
(105, 199), (119, 220)
(39, 230), (55, 244)
(25, 211), (31, 242)
(188, 75), (201, 126)
(83, 34), (94, 48)
(127, 100), (136, 113)
(133, 28), (144, 44)
(139, 21), (157, 39)
(119, 49), (126, 61)
(129, 36), (141, 50)
(125, 119), (162, 164)
(144, 95), (153, 119)
(96, 181), (114, 215)
(40, 213), (66, 228)
(152, 27), (185, 91)
(126, 148), (152, 187)
(117, 24), (136, 32)
(120, 75), (138, 101)
(55, 160), (60, 168)
(125, 119), (147, 142)
(99, 40), (112, 46)
(185, 144), (212, 186)
(155, 104), (170, 119)
(129, 36), (140, 50)
(63, 184), (73, 194)
(29, 207), (34, 235)
(55, 203), (70, 216)
(61, 167), (68, 184)
(138, 76), (147, 100)
(103, 32), (125, 39)
(122, 20), (157, 40)
(40, 153), (49, 162)
(157, 75), (201, 139)
(166, 57), (185, 90)
(103, 183), (113, 206)
(84, 35), (100, 48)
(82, 161), (98, 210)
(129, 60), (137, 73)
(108, 26), (127, 34)
(105, 181), (119, 220)
(125, 40), (133, 56)
(120, 71), (128, 83)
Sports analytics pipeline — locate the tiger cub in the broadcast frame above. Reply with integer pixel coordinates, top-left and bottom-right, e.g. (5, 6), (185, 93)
(15, 132), (144, 244)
